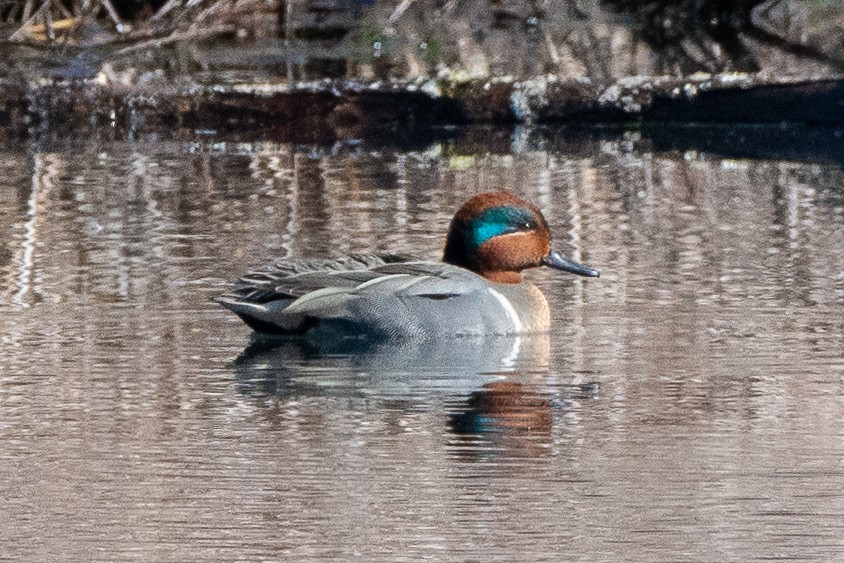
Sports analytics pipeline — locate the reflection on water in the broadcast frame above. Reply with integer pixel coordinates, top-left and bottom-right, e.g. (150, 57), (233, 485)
(233, 334), (549, 401)
(0, 129), (843, 561)
(236, 335), (562, 461)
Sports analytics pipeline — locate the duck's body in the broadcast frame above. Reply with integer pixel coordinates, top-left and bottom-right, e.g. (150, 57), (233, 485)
(219, 192), (598, 339)
(219, 254), (552, 339)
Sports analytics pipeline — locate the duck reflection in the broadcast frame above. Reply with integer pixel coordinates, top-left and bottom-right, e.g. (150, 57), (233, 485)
(447, 379), (601, 459)
(448, 381), (554, 458)
(450, 381), (553, 434)
(233, 333), (549, 400)
(230, 333), (591, 457)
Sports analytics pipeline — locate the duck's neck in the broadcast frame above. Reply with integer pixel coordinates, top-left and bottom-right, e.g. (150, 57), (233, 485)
(482, 271), (522, 284)
(442, 248), (522, 284)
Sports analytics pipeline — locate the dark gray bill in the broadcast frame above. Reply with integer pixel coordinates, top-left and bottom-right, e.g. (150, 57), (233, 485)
(542, 249), (600, 278)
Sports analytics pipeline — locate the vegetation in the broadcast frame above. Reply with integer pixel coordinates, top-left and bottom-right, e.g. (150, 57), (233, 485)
(602, 0), (844, 73)
(0, 0), (268, 48)
(1, 1), (842, 81)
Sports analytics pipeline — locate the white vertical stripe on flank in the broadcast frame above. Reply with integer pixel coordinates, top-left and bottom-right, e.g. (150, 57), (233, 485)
(486, 288), (523, 334)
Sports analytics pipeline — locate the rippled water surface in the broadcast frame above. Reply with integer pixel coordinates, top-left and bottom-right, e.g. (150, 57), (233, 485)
(1, 129), (843, 561)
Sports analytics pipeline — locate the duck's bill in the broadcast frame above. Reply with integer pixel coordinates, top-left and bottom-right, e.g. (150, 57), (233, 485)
(542, 249), (600, 278)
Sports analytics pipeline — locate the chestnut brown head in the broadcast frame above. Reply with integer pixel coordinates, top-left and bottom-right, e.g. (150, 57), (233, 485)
(443, 192), (600, 284)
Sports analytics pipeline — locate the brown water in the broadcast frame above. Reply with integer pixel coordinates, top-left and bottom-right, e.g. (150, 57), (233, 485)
(1, 129), (843, 561)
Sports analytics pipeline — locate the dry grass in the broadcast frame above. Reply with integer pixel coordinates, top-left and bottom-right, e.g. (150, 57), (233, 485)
(1, 0), (272, 47)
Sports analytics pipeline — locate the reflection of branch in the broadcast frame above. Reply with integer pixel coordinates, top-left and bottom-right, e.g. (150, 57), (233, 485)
(13, 153), (59, 306)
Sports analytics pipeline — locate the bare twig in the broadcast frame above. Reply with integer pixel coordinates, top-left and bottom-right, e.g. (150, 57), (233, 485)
(21, 0), (34, 22)
(152, 0), (181, 22)
(194, 0), (235, 25)
(115, 23), (236, 55)
(389, 0), (416, 24)
(10, 0), (50, 41)
(542, 28), (560, 66)
(54, 1), (72, 19)
(99, 0), (125, 32)
(44, 5), (53, 41)
(742, 22), (844, 73)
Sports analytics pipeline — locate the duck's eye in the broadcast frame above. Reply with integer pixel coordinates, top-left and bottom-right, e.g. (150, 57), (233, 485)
(522, 221), (534, 231)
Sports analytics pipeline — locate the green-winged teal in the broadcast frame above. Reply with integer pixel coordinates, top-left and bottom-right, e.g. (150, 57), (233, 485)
(219, 191), (599, 339)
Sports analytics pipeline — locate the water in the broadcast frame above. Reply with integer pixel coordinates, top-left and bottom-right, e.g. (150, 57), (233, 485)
(1, 129), (843, 561)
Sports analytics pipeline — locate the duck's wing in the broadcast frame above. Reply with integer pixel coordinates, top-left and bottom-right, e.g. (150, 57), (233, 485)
(228, 253), (414, 303)
(282, 262), (482, 313)
(281, 263), (509, 338)
(218, 256), (489, 336)
(263, 253), (411, 277)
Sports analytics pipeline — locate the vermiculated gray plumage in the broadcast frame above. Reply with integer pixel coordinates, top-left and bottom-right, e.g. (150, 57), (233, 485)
(218, 253), (548, 339)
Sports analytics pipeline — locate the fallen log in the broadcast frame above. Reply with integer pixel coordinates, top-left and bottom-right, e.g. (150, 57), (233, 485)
(1, 73), (843, 142)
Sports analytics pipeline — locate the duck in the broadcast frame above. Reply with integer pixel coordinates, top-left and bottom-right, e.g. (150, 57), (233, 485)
(218, 191), (599, 339)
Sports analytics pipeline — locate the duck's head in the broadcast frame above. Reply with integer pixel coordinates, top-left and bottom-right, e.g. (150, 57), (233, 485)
(443, 191), (600, 284)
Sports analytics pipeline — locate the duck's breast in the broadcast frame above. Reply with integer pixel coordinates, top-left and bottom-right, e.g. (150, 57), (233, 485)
(483, 282), (551, 334)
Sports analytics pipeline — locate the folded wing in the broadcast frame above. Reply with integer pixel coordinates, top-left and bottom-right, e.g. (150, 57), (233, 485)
(218, 254), (491, 337)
